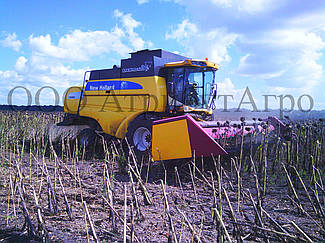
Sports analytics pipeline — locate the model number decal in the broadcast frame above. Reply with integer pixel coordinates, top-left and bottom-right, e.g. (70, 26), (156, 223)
(121, 61), (152, 73)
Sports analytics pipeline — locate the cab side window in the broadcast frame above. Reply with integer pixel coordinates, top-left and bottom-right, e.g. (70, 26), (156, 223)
(166, 67), (185, 106)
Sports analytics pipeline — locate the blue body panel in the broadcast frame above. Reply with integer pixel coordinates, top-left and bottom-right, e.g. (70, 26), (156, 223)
(85, 80), (143, 91)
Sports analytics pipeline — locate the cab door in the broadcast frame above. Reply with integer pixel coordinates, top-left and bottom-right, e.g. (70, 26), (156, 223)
(166, 67), (185, 109)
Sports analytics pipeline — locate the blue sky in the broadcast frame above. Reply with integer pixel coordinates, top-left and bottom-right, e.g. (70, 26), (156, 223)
(1, 0), (325, 110)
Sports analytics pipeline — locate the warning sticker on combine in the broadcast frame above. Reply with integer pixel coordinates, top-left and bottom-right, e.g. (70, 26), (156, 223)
(67, 92), (82, 100)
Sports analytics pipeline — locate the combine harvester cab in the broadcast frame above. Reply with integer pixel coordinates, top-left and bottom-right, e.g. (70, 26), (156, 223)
(58, 49), (287, 161)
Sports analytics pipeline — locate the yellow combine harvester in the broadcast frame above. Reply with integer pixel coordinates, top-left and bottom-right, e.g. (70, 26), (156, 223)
(58, 49), (286, 161)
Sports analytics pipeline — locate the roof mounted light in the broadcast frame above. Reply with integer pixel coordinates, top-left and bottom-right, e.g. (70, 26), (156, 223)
(190, 60), (207, 67)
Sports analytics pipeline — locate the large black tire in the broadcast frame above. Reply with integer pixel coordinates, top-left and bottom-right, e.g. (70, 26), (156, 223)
(125, 116), (153, 162)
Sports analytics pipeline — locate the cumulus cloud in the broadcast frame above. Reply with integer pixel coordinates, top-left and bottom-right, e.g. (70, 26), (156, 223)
(237, 27), (325, 89)
(208, 0), (274, 13)
(209, 0), (232, 8)
(0, 53), (87, 105)
(15, 56), (28, 73)
(0, 9), (152, 105)
(215, 78), (247, 107)
(114, 9), (152, 50)
(165, 19), (198, 41)
(27, 9), (151, 63)
(1, 54), (86, 90)
(0, 70), (22, 81)
(0, 33), (22, 52)
(168, 0), (325, 101)
(236, 0), (273, 14)
(136, 0), (149, 4)
(29, 30), (131, 62)
(166, 19), (238, 63)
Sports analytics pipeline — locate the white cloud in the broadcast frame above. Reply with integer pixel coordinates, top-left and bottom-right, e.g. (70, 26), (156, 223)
(0, 33), (22, 52)
(218, 78), (239, 95)
(114, 10), (140, 34)
(27, 10), (151, 62)
(0, 52), (87, 105)
(15, 56), (28, 73)
(166, 19), (238, 63)
(216, 78), (245, 104)
(238, 28), (325, 88)
(17, 54), (86, 88)
(209, 0), (232, 8)
(0, 70), (21, 81)
(0, 54), (86, 93)
(136, 0), (149, 4)
(29, 30), (131, 62)
(237, 0), (273, 14)
(197, 0), (275, 13)
(165, 19), (198, 40)
(168, 0), (325, 104)
(114, 9), (151, 50)
(0, 9), (153, 105)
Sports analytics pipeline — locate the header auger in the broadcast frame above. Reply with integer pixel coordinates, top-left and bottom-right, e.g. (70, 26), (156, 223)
(53, 49), (287, 161)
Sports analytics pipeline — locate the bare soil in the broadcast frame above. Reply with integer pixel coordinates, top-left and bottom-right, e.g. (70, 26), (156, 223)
(0, 151), (323, 242)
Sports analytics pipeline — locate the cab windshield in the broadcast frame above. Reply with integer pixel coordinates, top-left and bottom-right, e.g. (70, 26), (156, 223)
(166, 67), (215, 110)
(185, 67), (215, 108)
(166, 67), (215, 109)
(166, 66), (216, 110)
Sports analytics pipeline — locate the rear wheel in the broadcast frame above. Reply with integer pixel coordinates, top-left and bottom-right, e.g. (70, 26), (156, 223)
(125, 116), (153, 162)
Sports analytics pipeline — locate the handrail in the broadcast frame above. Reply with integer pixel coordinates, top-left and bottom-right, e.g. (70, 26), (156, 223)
(77, 71), (91, 116)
